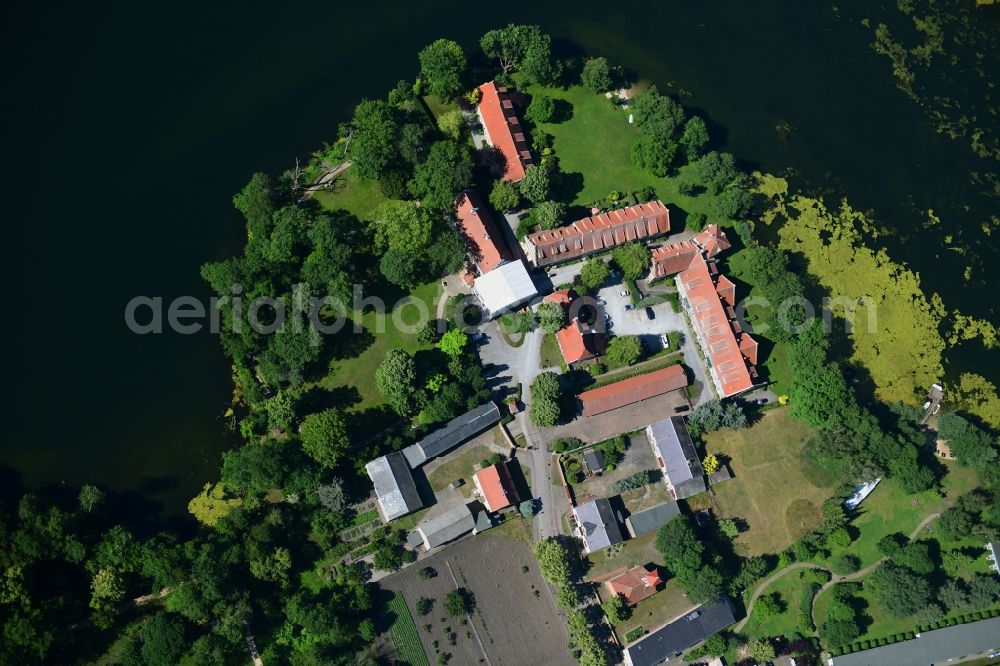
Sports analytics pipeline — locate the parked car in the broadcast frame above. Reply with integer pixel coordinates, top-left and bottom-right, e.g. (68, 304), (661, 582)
(596, 299), (607, 306)
(674, 405), (689, 413)
(471, 332), (487, 343)
(603, 313), (612, 322)
(660, 333), (670, 348)
(619, 289), (630, 297)
(624, 304), (634, 311)
(645, 306), (655, 320)
(755, 398), (768, 405)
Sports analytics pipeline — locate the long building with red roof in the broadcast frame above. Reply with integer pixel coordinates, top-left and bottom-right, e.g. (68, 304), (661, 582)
(455, 191), (510, 275)
(676, 254), (758, 397)
(523, 201), (671, 268)
(477, 81), (533, 182)
(577, 364), (688, 417)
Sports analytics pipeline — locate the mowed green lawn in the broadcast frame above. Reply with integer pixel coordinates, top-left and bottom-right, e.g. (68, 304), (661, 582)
(845, 462), (980, 569)
(313, 168), (386, 221)
(742, 569), (818, 642)
(315, 280), (440, 412)
(526, 83), (728, 222)
(708, 409), (832, 556)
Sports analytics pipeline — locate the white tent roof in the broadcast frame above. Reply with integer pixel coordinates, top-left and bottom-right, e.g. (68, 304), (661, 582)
(474, 260), (538, 318)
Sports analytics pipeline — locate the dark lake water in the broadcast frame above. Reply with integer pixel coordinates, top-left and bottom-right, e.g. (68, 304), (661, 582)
(4, 1), (997, 521)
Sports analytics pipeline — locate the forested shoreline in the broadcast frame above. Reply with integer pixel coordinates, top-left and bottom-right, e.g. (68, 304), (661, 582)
(2, 22), (998, 666)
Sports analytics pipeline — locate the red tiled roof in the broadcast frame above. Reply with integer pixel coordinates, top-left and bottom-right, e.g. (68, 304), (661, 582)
(543, 289), (574, 306)
(455, 191), (509, 274)
(694, 224), (732, 257)
(524, 201), (671, 267)
(648, 224), (731, 281)
(649, 240), (701, 279)
(578, 365), (688, 417)
(677, 255), (756, 397)
(477, 82), (533, 182)
(556, 320), (602, 366)
(604, 565), (663, 606)
(474, 462), (519, 513)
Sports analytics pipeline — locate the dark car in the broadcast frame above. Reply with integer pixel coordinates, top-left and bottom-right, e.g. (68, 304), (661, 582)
(645, 306), (655, 320)
(674, 405), (689, 413)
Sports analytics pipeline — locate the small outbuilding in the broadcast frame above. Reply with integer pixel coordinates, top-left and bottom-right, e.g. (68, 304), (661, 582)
(584, 449), (606, 474)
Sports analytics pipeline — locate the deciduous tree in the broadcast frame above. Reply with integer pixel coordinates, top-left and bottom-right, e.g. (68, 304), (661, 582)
(376, 349), (418, 415)
(581, 57), (613, 93)
(299, 409), (350, 469)
(518, 164), (551, 204)
(419, 39), (466, 101)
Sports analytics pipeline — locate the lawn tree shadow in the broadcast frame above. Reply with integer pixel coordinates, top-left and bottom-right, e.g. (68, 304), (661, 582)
(478, 145), (508, 182)
(299, 384), (362, 413)
(553, 171), (585, 204)
(551, 98), (574, 123)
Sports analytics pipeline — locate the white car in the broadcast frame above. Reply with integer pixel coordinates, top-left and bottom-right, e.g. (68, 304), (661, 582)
(619, 290), (630, 297)
(660, 333), (670, 348)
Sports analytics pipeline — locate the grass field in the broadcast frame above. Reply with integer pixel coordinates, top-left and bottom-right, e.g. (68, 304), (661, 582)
(313, 168), (386, 221)
(610, 579), (696, 644)
(315, 280), (440, 411)
(539, 331), (563, 369)
(845, 462), (980, 569)
(425, 444), (492, 494)
(386, 591), (430, 666)
(585, 531), (661, 579)
(707, 409), (832, 556)
(741, 569), (818, 641)
(526, 83), (731, 222)
(814, 580), (1000, 651)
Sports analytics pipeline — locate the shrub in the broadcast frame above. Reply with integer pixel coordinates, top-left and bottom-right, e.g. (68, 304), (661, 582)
(526, 94), (556, 124)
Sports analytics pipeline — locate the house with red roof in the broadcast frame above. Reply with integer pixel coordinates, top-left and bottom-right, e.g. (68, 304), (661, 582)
(541, 289), (605, 367)
(523, 201), (671, 268)
(473, 461), (519, 513)
(455, 190), (511, 275)
(577, 365), (688, 417)
(477, 81), (533, 182)
(604, 565), (664, 606)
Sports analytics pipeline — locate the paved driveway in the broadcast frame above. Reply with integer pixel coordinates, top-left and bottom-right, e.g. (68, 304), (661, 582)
(596, 281), (715, 407)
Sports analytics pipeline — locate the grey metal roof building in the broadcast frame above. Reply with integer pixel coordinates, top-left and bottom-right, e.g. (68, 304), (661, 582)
(365, 452), (423, 521)
(416, 504), (477, 550)
(646, 417), (707, 500)
(574, 498), (625, 553)
(830, 616), (1000, 666)
(624, 599), (736, 666)
(403, 402), (502, 467)
(584, 449), (606, 473)
(625, 501), (681, 538)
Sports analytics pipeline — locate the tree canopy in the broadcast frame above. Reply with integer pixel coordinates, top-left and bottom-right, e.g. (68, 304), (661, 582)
(418, 39), (466, 100)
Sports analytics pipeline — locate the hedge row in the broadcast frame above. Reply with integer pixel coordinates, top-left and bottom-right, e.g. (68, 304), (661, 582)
(578, 356), (684, 393)
(836, 608), (1000, 655)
